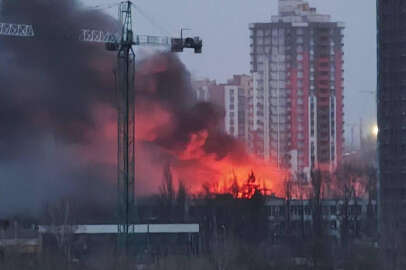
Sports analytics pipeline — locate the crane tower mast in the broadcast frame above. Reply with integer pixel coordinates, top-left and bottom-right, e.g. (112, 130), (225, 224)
(102, 0), (202, 260)
(115, 0), (136, 254)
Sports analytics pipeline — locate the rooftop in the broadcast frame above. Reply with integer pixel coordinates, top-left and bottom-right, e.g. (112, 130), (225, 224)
(272, 0), (331, 23)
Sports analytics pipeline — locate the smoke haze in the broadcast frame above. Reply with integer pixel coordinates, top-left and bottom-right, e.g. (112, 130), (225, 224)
(0, 0), (118, 216)
(0, 0), (285, 218)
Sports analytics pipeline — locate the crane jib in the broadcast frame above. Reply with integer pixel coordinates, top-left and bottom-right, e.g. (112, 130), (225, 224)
(80, 29), (118, 43)
(0, 23), (34, 37)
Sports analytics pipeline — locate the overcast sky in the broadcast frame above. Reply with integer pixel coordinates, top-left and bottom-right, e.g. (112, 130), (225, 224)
(86, 0), (377, 146)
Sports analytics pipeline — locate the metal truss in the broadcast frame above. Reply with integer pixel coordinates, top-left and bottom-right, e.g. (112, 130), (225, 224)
(80, 28), (170, 47)
(0, 23), (34, 37)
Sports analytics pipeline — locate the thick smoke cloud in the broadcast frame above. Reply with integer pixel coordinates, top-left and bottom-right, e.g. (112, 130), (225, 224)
(0, 0), (241, 217)
(0, 0), (119, 216)
(133, 54), (263, 194)
(0, 0), (280, 218)
(0, 0), (118, 148)
(134, 53), (245, 161)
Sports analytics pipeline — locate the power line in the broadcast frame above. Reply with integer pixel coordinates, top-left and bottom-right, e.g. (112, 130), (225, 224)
(84, 1), (121, 11)
(133, 4), (171, 36)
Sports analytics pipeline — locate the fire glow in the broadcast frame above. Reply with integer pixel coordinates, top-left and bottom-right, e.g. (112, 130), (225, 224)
(169, 129), (288, 198)
(130, 53), (289, 198)
(81, 54), (288, 198)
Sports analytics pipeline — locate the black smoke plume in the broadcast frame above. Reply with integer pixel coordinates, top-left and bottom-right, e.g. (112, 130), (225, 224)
(0, 0), (243, 219)
(0, 0), (118, 217)
(134, 54), (244, 160)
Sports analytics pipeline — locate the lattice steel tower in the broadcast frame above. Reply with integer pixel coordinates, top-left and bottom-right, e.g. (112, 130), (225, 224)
(112, 0), (136, 257)
(102, 0), (202, 261)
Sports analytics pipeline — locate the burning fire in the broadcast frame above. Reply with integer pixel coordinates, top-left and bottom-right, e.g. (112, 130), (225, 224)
(170, 133), (287, 198)
(134, 99), (288, 198)
(84, 53), (289, 197)
(133, 54), (289, 197)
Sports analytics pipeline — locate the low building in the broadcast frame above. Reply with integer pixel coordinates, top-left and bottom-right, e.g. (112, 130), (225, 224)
(265, 197), (377, 242)
(38, 223), (200, 264)
(0, 220), (41, 259)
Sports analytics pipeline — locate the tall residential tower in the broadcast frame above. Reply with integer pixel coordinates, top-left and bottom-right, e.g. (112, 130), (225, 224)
(377, 0), (406, 266)
(249, 0), (344, 178)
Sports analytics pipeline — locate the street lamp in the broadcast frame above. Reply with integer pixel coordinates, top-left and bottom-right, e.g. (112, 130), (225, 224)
(372, 124), (379, 137)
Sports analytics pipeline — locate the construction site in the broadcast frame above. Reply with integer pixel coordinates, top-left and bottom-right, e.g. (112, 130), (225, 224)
(0, 0), (384, 270)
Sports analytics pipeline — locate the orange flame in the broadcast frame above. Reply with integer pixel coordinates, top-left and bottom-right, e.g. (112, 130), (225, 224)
(168, 130), (288, 197)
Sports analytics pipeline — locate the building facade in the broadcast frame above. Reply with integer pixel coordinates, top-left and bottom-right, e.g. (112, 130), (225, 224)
(249, 0), (344, 178)
(192, 79), (226, 131)
(224, 75), (251, 142)
(192, 79), (218, 103)
(377, 0), (406, 265)
(193, 75), (252, 143)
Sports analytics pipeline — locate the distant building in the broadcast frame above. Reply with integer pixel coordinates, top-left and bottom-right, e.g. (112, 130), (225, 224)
(265, 197), (377, 241)
(189, 196), (377, 244)
(192, 79), (215, 102)
(0, 220), (41, 259)
(192, 79), (225, 107)
(377, 0), (406, 265)
(192, 79), (226, 130)
(192, 75), (252, 142)
(249, 0), (345, 179)
(224, 75), (252, 142)
(39, 224), (200, 265)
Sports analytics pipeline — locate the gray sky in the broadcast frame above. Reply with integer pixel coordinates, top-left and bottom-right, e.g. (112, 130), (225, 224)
(87, 0), (377, 146)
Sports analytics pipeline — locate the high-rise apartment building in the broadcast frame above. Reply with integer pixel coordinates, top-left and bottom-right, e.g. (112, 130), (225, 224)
(377, 0), (406, 264)
(249, 0), (344, 178)
(224, 75), (251, 142)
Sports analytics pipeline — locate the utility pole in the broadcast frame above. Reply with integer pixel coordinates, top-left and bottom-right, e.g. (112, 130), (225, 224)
(360, 117), (364, 153)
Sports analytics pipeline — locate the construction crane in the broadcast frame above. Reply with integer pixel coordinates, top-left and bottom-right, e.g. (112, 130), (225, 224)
(1, 0), (201, 262)
(81, 0), (202, 261)
(80, 28), (203, 53)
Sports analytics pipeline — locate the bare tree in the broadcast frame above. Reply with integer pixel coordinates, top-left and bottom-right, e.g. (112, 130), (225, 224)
(43, 199), (77, 270)
(159, 163), (176, 222)
(284, 178), (293, 236)
(309, 169), (335, 269)
(209, 237), (238, 270)
(311, 169), (323, 238)
(176, 180), (188, 222)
